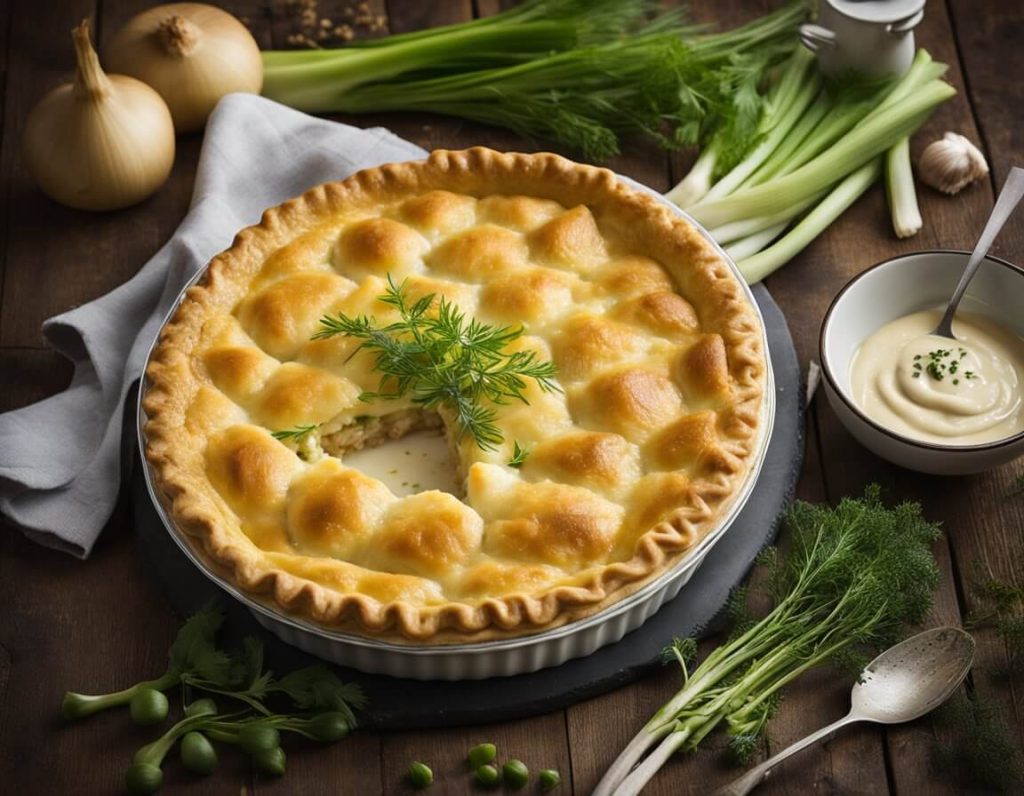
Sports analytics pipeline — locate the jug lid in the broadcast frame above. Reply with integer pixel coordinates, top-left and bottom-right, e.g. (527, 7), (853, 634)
(827, 0), (926, 24)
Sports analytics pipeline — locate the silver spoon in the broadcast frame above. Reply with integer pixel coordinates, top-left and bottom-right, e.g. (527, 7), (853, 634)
(711, 627), (975, 796)
(932, 166), (1024, 339)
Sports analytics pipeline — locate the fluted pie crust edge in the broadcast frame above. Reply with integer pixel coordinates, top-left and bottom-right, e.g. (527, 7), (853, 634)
(142, 148), (766, 643)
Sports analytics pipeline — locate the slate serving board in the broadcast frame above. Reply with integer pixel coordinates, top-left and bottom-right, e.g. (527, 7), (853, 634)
(129, 283), (803, 730)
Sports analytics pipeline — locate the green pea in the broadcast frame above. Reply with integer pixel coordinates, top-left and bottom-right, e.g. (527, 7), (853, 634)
(306, 711), (350, 742)
(238, 724), (281, 755)
(503, 759), (529, 789)
(408, 761), (433, 789)
(124, 762), (163, 795)
(253, 746), (287, 777)
(467, 743), (496, 769)
(180, 731), (218, 776)
(539, 769), (561, 791)
(129, 688), (168, 727)
(184, 698), (218, 718)
(475, 764), (500, 788)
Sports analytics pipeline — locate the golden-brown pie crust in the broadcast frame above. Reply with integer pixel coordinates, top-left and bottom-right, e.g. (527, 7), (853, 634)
(143, 148), (766, 643)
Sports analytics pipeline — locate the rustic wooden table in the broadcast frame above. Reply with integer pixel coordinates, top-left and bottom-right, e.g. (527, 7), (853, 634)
(2, 1), (1023, 793)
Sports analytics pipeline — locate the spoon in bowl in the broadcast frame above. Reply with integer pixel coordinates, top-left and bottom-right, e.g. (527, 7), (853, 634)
(711, 626), (975, 796)
(932, 166), (1024, 339)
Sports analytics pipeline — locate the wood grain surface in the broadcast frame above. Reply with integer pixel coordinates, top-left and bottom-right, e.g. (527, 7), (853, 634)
(1, 1), (1022, 794)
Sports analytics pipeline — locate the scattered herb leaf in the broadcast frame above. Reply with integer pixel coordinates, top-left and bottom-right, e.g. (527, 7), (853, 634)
(271, 424), (319, 442)
(508, 441), (530, 468)
(934, 693), (1023, 793)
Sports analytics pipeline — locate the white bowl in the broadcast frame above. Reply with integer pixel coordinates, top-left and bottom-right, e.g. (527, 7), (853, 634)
(819, 250), (1024, 475)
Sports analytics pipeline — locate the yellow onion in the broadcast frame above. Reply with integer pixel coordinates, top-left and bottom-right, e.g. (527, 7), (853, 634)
(107, 3), (262, 133)
(22, 20), (175, 211)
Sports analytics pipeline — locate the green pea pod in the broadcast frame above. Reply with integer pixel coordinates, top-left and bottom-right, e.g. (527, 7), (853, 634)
(239, 724), (281, 755)
(475, 764), (500, 788)
(124, 762), (163, 795)
(180, 731), (218, 776)
(539, 769), (561, 791)
(129, 689), (169, 727)
(467, 743), (496, 769)
(408, 761), (433, 789)
(304, 711), (350, 742)
(503, 759), (529, 789)
(253, 746), (287, 777)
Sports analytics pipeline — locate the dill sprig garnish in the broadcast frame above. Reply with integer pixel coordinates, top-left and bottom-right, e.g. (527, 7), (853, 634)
(312, 277), (559, 451)
(507, 441), (530, 469)
(271, 424), (318, 442)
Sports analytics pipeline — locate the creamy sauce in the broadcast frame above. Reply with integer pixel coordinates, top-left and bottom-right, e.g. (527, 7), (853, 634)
(850, 309), (1024, 445)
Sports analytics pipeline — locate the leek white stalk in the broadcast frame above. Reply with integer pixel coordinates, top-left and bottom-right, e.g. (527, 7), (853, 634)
(707, 193), (820, 244)
(665, 148), (717, 208)
(22, 20), (175, 211)
(737, 160), (882, 283)
(725, 222), (789, 261)
(886, 136), (922, 238)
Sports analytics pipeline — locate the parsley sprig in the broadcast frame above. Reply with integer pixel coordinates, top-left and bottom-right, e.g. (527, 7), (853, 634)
(313, 277), (559, 451)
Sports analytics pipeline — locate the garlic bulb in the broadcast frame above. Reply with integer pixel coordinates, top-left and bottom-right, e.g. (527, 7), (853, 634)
(22, 21), (175, 211)
(918, 132), (989, 195)
(107, 3), (263, 133)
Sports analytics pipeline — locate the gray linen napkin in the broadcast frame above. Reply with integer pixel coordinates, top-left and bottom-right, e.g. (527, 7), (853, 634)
(0, 94), (426, 557)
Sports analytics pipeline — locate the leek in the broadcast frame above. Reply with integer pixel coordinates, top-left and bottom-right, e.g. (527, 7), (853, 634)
(666, 148), (717, 208)
(737, 160), (882, 283)
(693, 50), (820, 207)
(262, 1), (807, 160)
(707, 193), (821, 244)
(666, 48), (954, 282)
(886, 137), (923, 238)
(725, 222), (789, 261)
(689, 78), (954, 229)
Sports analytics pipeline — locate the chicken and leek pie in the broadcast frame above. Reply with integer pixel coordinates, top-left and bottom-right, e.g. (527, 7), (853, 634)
(143, 148), (766, 642)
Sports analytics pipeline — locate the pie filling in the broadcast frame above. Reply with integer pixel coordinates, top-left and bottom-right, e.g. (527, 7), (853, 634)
(143, 149), (765, 637)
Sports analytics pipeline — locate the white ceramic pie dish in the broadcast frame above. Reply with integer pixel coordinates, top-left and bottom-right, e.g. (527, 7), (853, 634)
(137, 175), (776, 680)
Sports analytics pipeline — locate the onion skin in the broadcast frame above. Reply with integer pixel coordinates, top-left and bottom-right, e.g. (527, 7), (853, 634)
(22, 21), (175, 211)
(106, 3), (263, 133)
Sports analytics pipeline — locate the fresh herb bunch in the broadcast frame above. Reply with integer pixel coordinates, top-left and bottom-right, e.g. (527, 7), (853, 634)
(262, 1), (805, 160)
(61, 606), (365, 795)
(313, 276), (559, 451)
(595, 487), (941, 795)
(933, 693), (1023, 793)
(967, 573), (1024, 672)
